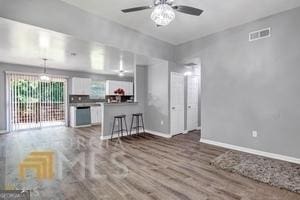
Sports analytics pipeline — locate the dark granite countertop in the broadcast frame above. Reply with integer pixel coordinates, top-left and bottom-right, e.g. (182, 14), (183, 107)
(69, 102), (102, 107)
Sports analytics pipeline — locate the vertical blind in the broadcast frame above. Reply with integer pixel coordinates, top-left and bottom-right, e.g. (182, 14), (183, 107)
(6, 72), (67, 131)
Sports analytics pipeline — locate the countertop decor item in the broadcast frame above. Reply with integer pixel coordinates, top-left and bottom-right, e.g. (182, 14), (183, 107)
(114, 88), (125, 96)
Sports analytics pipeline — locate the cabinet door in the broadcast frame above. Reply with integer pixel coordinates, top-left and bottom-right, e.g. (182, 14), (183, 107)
(91, 107), (97, 124)
(127, 82), (133, 95)
(84, 79), (92, 95)
(71, 78), (80, 94)
(91, 106), (101, 124)
(110, 81), (119, 95)
(97, 106), (102, 123)
(106, 81), (110, 95)
(78, 78), (84, 94)
(72, 78), (91, 95)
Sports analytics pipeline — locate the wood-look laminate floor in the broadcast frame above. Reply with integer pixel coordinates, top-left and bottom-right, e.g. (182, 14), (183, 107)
(0, 126), (299, 200)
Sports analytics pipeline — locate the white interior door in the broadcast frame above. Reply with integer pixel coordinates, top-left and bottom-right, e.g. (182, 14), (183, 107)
(170, 72), (185, 135)
(187, 76), (199, 131)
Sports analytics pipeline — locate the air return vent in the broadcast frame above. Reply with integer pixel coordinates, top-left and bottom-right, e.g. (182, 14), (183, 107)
(249, 28), (271, 42)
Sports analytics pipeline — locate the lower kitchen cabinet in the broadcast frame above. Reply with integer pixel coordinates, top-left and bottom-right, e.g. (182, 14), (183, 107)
(91, 106), (102, 125)
(70, 105), (102, 128)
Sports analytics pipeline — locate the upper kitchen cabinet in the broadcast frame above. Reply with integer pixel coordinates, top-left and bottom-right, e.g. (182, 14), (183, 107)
(106, 80), (133, 95)
(71, 77), (92, 95)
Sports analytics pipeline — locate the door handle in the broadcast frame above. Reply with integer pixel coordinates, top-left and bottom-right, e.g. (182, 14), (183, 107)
(188, 106), (191, 108)
(172, 107), (176, 110)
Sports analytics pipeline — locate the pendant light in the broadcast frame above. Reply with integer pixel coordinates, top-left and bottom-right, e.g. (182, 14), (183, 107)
(40, 58), (50, 81)
(119, 54), (125, 77)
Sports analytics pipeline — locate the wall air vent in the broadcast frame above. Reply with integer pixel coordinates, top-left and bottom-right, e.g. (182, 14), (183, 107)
(249, 27), (271, 42)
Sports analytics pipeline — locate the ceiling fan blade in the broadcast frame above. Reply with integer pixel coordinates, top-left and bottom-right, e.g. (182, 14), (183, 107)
(122, 6), (152, 13)
(172, 5), (203, 16)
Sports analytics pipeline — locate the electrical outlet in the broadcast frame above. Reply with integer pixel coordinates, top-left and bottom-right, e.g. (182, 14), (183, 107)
(161, 120), (164, 125)
(252, 130), (258, 138)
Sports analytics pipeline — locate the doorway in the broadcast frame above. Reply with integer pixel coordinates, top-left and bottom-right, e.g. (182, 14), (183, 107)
(187, 76), (199, 131)
(170, 72), (185, 135)
(6, 72), (67, 131)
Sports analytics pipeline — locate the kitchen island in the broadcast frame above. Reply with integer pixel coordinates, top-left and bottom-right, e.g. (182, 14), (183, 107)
(100, 102), (144, 139)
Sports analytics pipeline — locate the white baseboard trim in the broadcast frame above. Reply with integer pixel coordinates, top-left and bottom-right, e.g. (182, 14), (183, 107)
(196, 126), (201, 130)
(0, 130), (8, 134)
(201, 139), (300, 164)
(183, 130), (188, 134)
(145, 129), (172, 138)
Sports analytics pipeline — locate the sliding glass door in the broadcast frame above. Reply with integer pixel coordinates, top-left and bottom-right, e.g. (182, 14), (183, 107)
(6, 73), (67, 131)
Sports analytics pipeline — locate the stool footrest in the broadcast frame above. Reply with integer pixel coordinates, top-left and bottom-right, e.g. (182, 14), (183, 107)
(131, 126), (144, 129)
(113, 130), (127, 133)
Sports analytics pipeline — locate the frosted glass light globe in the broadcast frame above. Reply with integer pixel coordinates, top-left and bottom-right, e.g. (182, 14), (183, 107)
(151, 4), (175, 26)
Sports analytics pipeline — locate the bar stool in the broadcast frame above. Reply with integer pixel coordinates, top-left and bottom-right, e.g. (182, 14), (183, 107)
(130, 113), (145, 135)
(111, 115), (128, 139)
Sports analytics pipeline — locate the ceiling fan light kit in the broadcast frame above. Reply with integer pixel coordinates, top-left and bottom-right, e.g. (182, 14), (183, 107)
(151, 4), (175, 26)
(122, 0), (203, 27)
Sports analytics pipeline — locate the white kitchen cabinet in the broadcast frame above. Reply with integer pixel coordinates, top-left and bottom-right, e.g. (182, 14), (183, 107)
(71, 77), (92, 95)
(70, 106), (76, 127)
(126, 82), (134, 95)
(91, 106), (102, 124)
(105, 80), (133, 95)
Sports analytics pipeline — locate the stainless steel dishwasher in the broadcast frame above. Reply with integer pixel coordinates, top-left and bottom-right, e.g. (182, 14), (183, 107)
(76, 106), (91, 126)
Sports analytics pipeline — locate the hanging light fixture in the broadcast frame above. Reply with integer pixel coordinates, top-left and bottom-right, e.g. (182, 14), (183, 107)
(40, 58), (50, 81)
(118, 54), (125, 77)
(119, 70), (125, 77)
(151, 3), (175, 26)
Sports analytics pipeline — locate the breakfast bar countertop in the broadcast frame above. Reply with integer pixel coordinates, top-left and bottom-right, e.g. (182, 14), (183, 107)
(102, 102), (138, 106)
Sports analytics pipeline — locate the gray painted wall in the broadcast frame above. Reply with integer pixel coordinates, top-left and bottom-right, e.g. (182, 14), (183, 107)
(175, 7), (300, 158)
(0, 0), (175, 61)
(145, 61), (169, 134)
(0, 62), (133, 131)
(135, 66), (146, 111)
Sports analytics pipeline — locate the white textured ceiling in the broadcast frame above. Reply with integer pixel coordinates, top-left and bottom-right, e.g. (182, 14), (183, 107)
(0, 17), (159, 75)
(60, 0), (300, 45)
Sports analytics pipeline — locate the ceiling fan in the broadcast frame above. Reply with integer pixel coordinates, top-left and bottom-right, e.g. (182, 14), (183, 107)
(121, 0), (203, 27)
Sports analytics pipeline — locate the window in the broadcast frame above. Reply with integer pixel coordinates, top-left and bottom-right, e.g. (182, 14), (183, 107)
(6, 72), (67, 131)
(90, 80), (106, 99)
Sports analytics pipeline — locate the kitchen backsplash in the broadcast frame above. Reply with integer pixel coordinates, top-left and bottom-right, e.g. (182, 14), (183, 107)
(69, 95), (104, 103)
